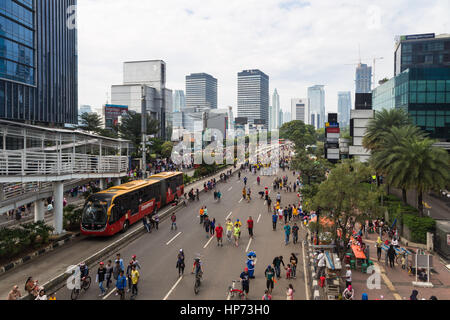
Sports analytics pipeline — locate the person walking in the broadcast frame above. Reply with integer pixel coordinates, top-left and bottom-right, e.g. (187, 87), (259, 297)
(247, 216), (254, 239)
(126, 261), (133, 293)
(170, 212), (177, 230)
(388, 245), (396, 268)
(204, 216), (210, 239)
(96, 262), (107, 296)
(376, 236), (383, 261)
(199, 207), (204, 224)
(267, 197), (272, 213)
(284, 223), (291, 245)
(143, 216), (150, 233)
(7, 285), (21, 300)
(130, 264), (140, 297)
(344, 265), (352, 288)
(290, 253), (298, 279)
(240, 268), (250, 300)
(273, 256), (285, 279)
(115, 253), (125, 272)
(112, 261), (121, 295)
(210, 218), (216, 236)
(272, 212), (278, 231)
(215, 223), (224, 247)
(286, 284), (294, 300)
(283, 207), (289, 224)
(233, 224), (241, 247)
(176, 249), (185, 277)
(116, 270), (127, 300)
(264, 265), (275, 294)
(226, 219), (233, 243)
(105, 260), (113, 290)
(292, 223), (299, 244)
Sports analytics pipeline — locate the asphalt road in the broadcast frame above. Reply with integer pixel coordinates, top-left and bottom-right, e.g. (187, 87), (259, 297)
(53, 169), (308, 301)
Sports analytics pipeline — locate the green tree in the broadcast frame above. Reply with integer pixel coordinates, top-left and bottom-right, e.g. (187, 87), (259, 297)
(280, 120), (317, 151)
(161, 141), (174, 159)
(118, 112), (160, 157)
(373, 131), (449, 216)
(292, 150), (330, 185)
(371, 125), (427, 204)
(307, 160), (384, 256)
(363, 108), (411, 152)
(78, 112), (103, 134)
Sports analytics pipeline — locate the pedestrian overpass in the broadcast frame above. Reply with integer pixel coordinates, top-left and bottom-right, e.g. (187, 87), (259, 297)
(0, 120), (131, 234)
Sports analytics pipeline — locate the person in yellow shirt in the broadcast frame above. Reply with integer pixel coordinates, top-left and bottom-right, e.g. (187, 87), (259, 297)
(233, 225), (241, 247)
(130, 265), (140, 297)
(226, 219), (233, 243)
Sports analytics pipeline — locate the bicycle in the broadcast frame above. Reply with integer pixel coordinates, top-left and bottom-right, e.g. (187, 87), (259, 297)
(194, 271), (203, 295)
(227, 280), (245, 300)
(71, 275), (91, 300)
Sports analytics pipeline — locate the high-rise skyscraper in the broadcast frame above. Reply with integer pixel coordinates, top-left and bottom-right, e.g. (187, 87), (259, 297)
(111, 60), (170, 138)
(272, 89), (280, 129)
(0, 0), (78, 126)
(291, 98), (310, 124)
(237, 70), (269, 128)
(355, 63), (372, 93)
(279, 109), (283, 128)
(186, 73), (218, 110)
(394, 33), (450, 76)
(173, 90), (186, 112)
(283, 111), (291, 124)
(268, 105), (273, 131)
(337, 92), (352, 128)
(308, 85), (326, 129)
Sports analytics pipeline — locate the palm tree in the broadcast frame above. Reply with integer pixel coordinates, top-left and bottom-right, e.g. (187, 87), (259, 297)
(363, 108), (411, 152)
(371, 125), (427, 204)
(373, 128), (449, 215)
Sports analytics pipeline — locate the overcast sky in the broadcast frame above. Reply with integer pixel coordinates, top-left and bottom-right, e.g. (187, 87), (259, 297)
(77, 0), (449, 115)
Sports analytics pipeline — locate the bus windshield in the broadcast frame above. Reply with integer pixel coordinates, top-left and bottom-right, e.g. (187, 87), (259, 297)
(81, 194), (112, 226)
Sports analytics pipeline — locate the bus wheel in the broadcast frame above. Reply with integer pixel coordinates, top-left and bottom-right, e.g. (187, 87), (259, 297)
(122, 221), (129, 233)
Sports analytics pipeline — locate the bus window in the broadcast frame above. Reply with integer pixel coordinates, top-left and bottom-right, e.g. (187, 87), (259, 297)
(109, 205), (121, 225)
(82, 200), (108, 226)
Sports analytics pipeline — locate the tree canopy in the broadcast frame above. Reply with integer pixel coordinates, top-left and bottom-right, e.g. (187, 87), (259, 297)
(280, 120), (317, 151)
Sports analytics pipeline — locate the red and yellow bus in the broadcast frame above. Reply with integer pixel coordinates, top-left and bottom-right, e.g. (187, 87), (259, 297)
(81, 172), (184, 237)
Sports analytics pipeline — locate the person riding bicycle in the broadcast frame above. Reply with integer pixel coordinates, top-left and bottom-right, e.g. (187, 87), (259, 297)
(192, 258), (203, 278)
(79, 262), (89, 281)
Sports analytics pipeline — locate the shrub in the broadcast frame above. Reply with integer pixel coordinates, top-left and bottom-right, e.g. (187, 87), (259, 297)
(402, 214), (435, 244)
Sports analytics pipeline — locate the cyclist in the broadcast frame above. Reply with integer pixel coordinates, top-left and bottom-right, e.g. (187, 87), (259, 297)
(192, 258), (203, 277)
(79, 262), (89, 282)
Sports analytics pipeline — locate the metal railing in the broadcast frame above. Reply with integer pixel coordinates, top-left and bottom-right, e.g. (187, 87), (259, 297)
(0, 151), (128, 176)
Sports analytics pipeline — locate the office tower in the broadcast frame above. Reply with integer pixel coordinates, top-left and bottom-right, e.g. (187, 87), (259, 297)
(237, 70), (269, 128)
(79, 105), (92, 124)
(186, 73), (218, 110)
(308, 85), (326, 129)
(291, 98), (310, 124)
(111, 60), (170, 139)
(279, 109), (283, 127)
(372, 67), (450, 141)
(268, 105), (273, 130)
(173, 90), (186, 112)
(272, 89), (280, 129)
(355, 63), (372, 93)
(337, 92), (352, 128)
(0, 0), (78, 126)
(394, 33), (450, 76)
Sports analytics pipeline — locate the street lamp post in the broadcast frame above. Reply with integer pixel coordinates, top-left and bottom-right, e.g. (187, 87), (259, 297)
(141, 86), (147, 179)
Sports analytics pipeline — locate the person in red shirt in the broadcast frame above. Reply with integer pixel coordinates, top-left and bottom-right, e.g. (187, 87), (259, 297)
(247, 217), (254, 239)
(215, 224), (224, 247)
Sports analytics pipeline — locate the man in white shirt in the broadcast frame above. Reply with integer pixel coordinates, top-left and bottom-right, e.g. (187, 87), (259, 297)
(345, 265), (352, 288)
(391, 238), (399, 247)
(317, 250), (326, 279)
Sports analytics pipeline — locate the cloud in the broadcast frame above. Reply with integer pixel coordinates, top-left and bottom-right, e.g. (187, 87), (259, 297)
(77, 0), (449, 115)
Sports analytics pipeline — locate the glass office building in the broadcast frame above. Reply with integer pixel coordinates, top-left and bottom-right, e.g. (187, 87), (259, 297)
(0, 0), (78, 125)
(372, 67), (450, 141)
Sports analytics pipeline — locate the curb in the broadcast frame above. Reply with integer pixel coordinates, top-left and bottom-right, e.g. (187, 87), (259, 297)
(19, 165), (238, 300)
(0, 233), (81, 276)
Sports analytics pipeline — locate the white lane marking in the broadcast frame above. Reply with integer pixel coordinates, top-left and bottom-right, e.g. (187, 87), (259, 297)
(163, 276), (183, 300)
(246, 238), (253, 252)
(226, 211), (233, 220)
(203, 236), (215, 249)
(239, 198), (243, 204)
(103, 287), (117, 300)
(166, 232), (182, 245)
(257, 214), (262, 223)
(228, 187), (233, 191)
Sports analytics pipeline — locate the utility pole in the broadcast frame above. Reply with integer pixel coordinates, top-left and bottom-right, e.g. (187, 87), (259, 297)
(141, 86), (147, 179)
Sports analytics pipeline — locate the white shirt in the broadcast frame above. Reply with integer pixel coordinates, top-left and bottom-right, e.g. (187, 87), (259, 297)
(392, 239), (398, 246)
(346, 270), (352, 282)
(317, 253), (326, 267)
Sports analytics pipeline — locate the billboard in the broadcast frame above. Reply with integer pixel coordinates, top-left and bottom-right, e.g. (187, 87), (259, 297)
(105, 104), (128, 127)
(326, 127), (340, 134)
(401, 33), (435, 41)
(235, 117), (248, 125)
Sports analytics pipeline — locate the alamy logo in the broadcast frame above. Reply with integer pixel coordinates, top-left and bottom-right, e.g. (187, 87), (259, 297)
(66, 5), (77, 30)
(366, 265), (381, 290)
(66, 265), (81, 290)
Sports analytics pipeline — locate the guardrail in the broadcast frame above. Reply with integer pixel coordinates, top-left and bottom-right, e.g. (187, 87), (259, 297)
(0, 151), (128, 176)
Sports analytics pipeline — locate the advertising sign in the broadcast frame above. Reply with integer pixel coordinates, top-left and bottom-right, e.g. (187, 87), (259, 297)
(326, 127), (340, 134)
(402, 33), (435, 41)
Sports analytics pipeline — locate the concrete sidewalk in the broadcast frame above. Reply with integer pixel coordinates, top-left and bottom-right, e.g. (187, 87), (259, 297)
(0, 166), (237, 300)
(349, 231), (450, 300)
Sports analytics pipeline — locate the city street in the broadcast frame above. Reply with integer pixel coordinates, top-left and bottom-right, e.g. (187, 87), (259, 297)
(52, 171), (308, 300)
